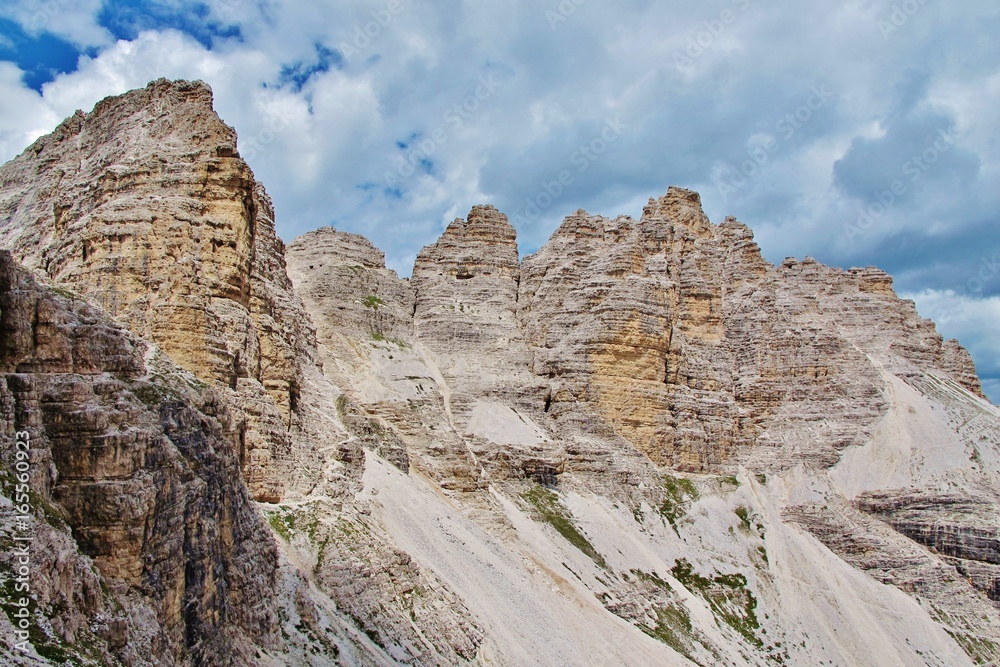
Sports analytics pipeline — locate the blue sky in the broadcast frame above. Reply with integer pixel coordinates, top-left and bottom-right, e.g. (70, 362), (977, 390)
(0, 0), (998, 402)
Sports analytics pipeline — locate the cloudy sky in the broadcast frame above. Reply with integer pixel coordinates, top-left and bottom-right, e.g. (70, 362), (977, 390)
(1, 0), (998, 402)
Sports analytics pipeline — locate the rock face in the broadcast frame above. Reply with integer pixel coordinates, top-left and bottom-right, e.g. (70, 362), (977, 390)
(0, 79), (320, 503)
(517, 189), (984, 473)
(3, 81), (1000, 667)
(0, 250), (280, 664)
(289, 227), (414, 345)
(411, 205), (525, 404)
(410, 206), (555, 486)
(519, 192), (749, 470)
(287, 186), (998, 666)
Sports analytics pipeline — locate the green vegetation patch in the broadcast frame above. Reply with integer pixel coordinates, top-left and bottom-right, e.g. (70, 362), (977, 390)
(735, 506), (753, 532)
(266, 508), (295, 542)
(639, 604), (696, 659)
(672, 558), (762, 648)
(630, 569), (710, 664)
(370, 331), (410, 347)
(659, 474), (699, 533)
(631, 568), (672, 592)
(719, 475), (741, 489)
(264, 504), (324, 544)
(362, 294), (385, 309)
(522, 485), (607, 569)
(735, 505), (767, 540)
(945, 630), (1000, 665)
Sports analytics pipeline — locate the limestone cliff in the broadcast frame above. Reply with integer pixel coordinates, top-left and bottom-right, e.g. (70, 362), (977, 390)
(0, 251), (378, 666)
(0, 79), (322, 503)
(289, 188), (999, 666)
(520, 188), (983, 473)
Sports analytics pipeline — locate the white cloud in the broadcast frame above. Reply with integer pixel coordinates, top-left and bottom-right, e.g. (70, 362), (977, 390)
(0, 62), (60, 160)
(0, 0), (110, 47)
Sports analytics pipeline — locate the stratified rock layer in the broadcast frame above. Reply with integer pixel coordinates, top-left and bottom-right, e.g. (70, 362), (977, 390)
(0, 250), (278, 665)
(289, 184), (998, 667)
(0, 80), (322, 502)
(519, 188), (983, 473)
(412, 205), (543, 414)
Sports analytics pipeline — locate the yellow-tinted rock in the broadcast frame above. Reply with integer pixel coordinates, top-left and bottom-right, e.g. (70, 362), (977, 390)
(0, 80), (324, 501)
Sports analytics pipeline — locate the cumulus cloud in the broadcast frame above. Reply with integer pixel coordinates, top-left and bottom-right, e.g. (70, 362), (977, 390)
(0, 0), (110, 47)
(0, 0), (996, 391)
(0, 61), (60, 157)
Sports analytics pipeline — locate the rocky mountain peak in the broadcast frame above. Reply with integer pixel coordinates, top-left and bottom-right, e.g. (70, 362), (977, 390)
(411, 205), (529, 409)
(291, 225), (389, 270)
(0, 78), (332, 503)
(414, 204), (519, 282)
(642, 185), (713, 237)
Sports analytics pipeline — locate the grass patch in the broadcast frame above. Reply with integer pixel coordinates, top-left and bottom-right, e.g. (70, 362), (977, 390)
(522, 485), (607, 569)
(659, 474), (699, 533)
(672, 558), (762, 648)
(735, 506), (753, 532)
(629, 571), (706, 664)
(735, 505), (766, 539)
(264, 505), (324, 544)
(719, 475), (740, 489)
(362, 295), (385, 309)
(639, 604), (696, 660)
(757, 546), (769, 565)
(370, 332), (410, 347)
(631, 568), (672, 592)
(266, 508), (295, 542)
(945, 630), (1000, 665)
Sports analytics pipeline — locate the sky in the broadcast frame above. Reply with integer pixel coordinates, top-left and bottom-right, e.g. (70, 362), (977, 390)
(0, 0), (997, 403)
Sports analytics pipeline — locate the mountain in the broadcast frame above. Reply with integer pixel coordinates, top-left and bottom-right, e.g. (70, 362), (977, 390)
(0, 79), (997, 666)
